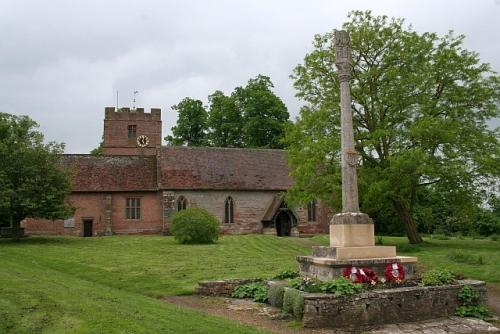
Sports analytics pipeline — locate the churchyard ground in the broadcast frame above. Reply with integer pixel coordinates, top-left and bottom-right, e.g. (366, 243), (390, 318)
(0, 234), (499, 333)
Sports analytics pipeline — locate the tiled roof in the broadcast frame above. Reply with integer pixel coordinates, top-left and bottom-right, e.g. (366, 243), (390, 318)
(159, 146), (292, 190)
(60, 155), (157, 192)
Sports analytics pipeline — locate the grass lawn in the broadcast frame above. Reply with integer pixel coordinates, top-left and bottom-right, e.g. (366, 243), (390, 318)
(0, 234), (499, 333)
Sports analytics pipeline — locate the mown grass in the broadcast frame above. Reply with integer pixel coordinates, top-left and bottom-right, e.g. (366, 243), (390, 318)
(0, 235), (313, 334)
(1, 234), (499, 333)
(312, 234), (500, 282)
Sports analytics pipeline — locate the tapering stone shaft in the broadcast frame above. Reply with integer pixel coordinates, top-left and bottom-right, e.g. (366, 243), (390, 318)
(335, 30), (359, 213)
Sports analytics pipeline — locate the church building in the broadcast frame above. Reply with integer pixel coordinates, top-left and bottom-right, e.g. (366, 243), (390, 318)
(22, 107), (330, 237)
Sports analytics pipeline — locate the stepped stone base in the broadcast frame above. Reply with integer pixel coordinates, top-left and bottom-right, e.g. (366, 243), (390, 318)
(312, 245), (397, 260)
(297, 255), (418, 281)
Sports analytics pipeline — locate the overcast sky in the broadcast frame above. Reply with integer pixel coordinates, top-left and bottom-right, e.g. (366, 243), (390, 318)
(1, 0), (499, 153)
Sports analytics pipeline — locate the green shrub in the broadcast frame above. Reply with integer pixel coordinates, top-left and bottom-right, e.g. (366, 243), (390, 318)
(420, 269), (455, 286)
(456, 305), (489, 319)
(319, 276), (363, 296)
(170, 208), (220, 244)
(490, 234), (499, 242)
(268, 282), (287, 308)
(433, 234), (450, 240)
(375, 236), (384, 245)
(292, 293), (305, 320)
(455, 285), (489, 319)
(232, 282), (268, 303)
(289, 276), (322, 293)
(283, 288), (304, 319)
(448, 250), (485, 265)
(273, 269), (300, 280)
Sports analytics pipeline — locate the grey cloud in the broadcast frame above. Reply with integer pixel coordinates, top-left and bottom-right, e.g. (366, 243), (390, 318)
(0, 0), (498, 153)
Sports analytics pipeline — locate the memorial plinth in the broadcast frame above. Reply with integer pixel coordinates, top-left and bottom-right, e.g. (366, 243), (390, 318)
(297, 212), (417, 280)
(297, 30), (417, 280)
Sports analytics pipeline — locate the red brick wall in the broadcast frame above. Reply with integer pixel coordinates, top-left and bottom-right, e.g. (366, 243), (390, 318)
(102, 107), (162, 156)
(295, 202), (331, 236)
(23, 192), (163, 236)
(23, 190), (330, 237)
(111, 192), (163, 234)
(23, 193), (105, 236)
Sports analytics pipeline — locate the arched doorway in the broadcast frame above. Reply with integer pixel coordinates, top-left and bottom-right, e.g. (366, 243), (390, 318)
(275, 210), (292, 237)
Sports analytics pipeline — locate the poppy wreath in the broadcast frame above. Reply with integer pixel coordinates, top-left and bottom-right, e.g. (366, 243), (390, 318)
(344, 266), (378, 284)
(385, 262), (405, 282)
(361, 267), (378, 285)
(343, 266), (364, 283)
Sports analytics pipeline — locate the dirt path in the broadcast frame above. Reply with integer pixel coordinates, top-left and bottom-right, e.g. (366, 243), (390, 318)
(164, 295), (499, 334)
(164, 296), (337, 334)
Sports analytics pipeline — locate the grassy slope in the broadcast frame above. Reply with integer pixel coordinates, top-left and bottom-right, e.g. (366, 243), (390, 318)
(1, 234), (499, 333)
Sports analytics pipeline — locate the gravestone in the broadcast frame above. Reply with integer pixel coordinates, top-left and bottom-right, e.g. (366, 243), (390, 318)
(297, 30), (417, 280)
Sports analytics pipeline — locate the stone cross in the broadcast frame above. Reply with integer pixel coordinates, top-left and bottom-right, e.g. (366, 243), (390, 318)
(334, 30), (360, 213)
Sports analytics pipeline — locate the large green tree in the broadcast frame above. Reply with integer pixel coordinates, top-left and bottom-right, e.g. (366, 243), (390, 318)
(168, 75), (290, 149)
(206, 90), (243, 147)
(235, 75), (290, 148)
(165, 97), (208, 146)
(286, 11), (500, 243)
(0, 113), (73, 238)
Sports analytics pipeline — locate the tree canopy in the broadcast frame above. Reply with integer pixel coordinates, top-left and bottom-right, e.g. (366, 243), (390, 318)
(207, 90), (243, 147)
(166, 97), (208, 146)
(166, 75), (290, 148)
(286, 11), (500, 243)
(0, 113), (73, 236)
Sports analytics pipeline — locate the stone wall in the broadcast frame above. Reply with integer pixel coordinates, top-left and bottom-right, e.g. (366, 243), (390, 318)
(301, 279), (486, 328)
(164, 190), (329, 235)
(169, 190), (276, 234)
(196, 279), (263, 296)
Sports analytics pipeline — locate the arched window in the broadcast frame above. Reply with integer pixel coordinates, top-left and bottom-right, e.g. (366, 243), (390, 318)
(177, 196), (187, 211)
(307, 199), (316, 222)
(225, 197), (234, 224)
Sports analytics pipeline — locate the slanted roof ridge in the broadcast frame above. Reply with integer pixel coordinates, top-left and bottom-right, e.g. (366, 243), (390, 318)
(161, 145), (286, 152)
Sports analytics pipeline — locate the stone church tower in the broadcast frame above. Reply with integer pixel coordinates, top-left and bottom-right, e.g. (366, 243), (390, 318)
(102, 107), (162, 156)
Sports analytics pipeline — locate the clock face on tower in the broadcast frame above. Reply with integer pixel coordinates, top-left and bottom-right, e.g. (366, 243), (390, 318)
(136, 135), (150, 147)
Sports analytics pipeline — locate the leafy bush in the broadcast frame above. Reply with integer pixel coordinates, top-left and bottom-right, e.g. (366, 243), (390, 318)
(232, 282), (268, 303)
(456, 305), (489, 319)
(420, 269), (455, 286)
(455, 285), (489, 319)
(292, 292), (305, 320)
(433, 234), (450, 240)
(273, 269), (300, 280)
(268, 282), (287, 308)
(491, 234), (499, 242)
(289, 276), (322, 293)
(320, 276), (363, 296)
(375, 236), (384, 245)
(448, 250), (485, 265)
(170, 208), (220, 244)
(283, 288), (304, 319)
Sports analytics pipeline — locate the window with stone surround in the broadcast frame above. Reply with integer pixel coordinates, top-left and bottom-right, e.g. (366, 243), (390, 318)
(177, 196), (187, 211)
(128, 124), (137, 138)
(126, 197), (141, 219)
(307, 199), (316, 222)
(225, 197), (234, 224)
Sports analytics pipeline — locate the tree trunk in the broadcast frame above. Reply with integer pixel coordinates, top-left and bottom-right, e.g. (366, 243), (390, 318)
(392, 199), (423, 244)
(10, 218), (25, 241)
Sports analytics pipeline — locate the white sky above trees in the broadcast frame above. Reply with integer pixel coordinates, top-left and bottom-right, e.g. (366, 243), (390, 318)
(1, 0), (499, 153)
